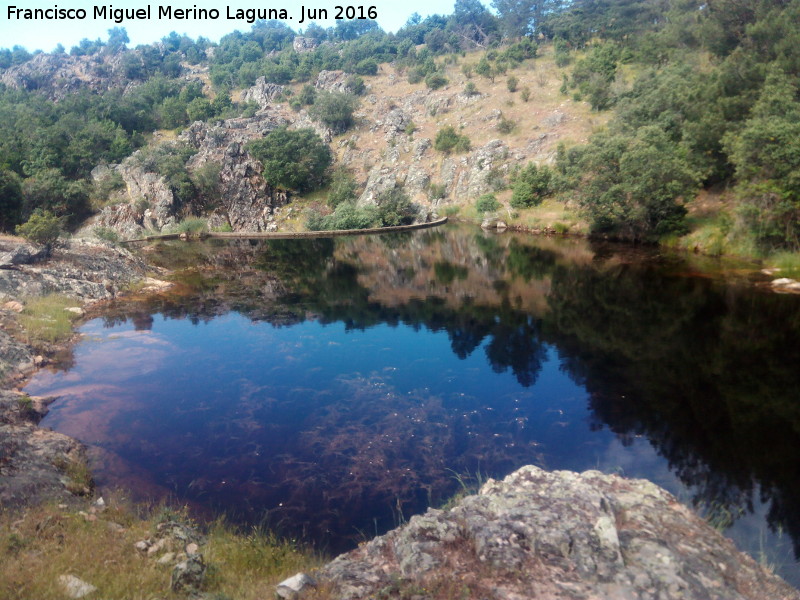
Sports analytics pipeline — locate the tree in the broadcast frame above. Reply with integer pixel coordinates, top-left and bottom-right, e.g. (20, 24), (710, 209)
(15, 209), (62, 254)
(106, 27), (129, 53)
(434, 126), (471, 154)
(492, 0), (562, 38)
(565, 127), (699, 240)
(511, 163), (554, 208)
(308, 92), (359, 133)
(723, 69), (800, 249)
(0, 168), (23, 231)
(247, 127), (332, 191)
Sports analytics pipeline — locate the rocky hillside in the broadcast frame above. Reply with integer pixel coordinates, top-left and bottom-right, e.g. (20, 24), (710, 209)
(85, 45), (597, 238)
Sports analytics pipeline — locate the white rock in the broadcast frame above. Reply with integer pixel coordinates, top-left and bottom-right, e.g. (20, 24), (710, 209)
(185, 542), (199, 555)
(147, 538), (166, 555)
(65, 306), (84, 316)
(771, 277), (796, 287)
(157, 552), (176, 565)
(58, 574), (97, 598)
(276, 572), (317, 599)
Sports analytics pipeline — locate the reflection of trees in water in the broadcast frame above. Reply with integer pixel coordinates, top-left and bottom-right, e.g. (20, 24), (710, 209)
(546, 262), (800, 555)
(114, 228), (800, 556)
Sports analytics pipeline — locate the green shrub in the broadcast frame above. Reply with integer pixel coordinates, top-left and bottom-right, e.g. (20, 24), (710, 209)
(15, 209), (63, 251)
(497, 116), (517, 134)
(327, 167), (358, 208)
(510, 163), (554, 208)
(246, 127), (332, 191)
(476, 193), (501, 213)
(308, 92), (359, 133)
(434, 126), (471, 154)
(520, 87), (531, 102)
(428, 183), (447, 200)
(375, 188), (417, 226)
(425, 72), (448, 90)
(464, 81), (478, 97)
(506, 76), (518, 93)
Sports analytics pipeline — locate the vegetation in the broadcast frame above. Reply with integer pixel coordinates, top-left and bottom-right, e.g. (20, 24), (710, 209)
(0, 0), (799, 254)
(17, 294), (82, 346)
(15, 209), (63, 252)
(0, 501), (319, 600)
(510, 163), (555, 209)
(434, 126), (471, 154)
(246, 127), (331, 192)
(308, 92), (359, 133)
(476, 193), (501, 213)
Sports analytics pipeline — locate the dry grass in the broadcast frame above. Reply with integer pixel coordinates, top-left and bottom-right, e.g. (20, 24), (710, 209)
(0, 501), (322, 600)
(17, 294), (83, 346)
(0, 503), (173, 600)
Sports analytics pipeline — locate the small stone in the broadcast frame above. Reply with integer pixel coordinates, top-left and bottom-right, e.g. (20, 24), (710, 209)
(157, 552), (176, 565)
(134, 540), (150, 552)
(3, 301), (24, 313)
(276, 572), (317, 599)
(147, 538), (167, 555)
(185, 542), (199, 555)
(58, 574), (97, 598)
(33, 355), (45, 366)
(93, 497), (106, 509)
(65, 307), (84, 316)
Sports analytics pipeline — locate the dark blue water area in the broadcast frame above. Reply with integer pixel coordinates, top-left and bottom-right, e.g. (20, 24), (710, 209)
(22, 231), (800, 585)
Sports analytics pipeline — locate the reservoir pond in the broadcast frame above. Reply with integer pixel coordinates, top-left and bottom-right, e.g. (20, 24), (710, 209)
(24, 225), (800, 585)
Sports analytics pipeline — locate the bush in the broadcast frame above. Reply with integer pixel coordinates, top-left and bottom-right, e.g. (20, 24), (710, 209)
(15, 209), (63, 251)
(308, 92), (359, 133)
(464, 81), (479, 97)
(476, 193), (501, 213)
(247, 127), (332, 191)
(327, 167), (358, 208)
(428, 183), (447, 200)
(510, 164), (554, 208)
(307, 201), (378, 231)
(506, 76), (518, 93)
(434, 126), (471, 154)
(425, 72), (448, 90)
(520, 87), (531, 102)
(376, 188), (417, 226)
(497, 116), (517, 134)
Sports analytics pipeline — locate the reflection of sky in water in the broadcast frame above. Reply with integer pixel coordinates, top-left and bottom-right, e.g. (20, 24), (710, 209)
(25, 310), (798, 584)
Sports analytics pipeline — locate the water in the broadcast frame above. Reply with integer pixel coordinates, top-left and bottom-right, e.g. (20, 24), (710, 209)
(24, 226), (800, 585)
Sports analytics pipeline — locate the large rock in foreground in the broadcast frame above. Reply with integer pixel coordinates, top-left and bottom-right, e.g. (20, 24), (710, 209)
(319, 466), (799, 600)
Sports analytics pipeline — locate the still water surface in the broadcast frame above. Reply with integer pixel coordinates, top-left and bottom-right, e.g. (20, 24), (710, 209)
(25, 226), (800, 585)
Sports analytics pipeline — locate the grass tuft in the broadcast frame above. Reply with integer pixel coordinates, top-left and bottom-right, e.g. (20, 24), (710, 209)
(18, 294), (82, 346)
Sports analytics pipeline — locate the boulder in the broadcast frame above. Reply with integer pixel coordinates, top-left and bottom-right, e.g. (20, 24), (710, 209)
(318, 465), (800, 600)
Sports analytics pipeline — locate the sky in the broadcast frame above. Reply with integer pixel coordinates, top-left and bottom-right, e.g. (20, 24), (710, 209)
(0, 0), (461, 52)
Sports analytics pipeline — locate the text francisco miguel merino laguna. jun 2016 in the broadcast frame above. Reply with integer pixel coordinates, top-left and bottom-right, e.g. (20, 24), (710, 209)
(6, 4), (379, 25)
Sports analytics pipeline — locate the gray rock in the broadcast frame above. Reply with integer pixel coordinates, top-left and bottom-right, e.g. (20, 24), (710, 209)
(315, 70), (351, 94)
(293, 36), (319, 53)
(317, 465), (800, 600)
(0, 243), (49, 268)
(241, 77), (285, 109)
(58, 574), (97, 599)
(276, 572), (317, 599)
(171, 553), (206, 594)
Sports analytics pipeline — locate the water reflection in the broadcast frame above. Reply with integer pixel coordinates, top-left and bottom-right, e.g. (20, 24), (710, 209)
(25, 225), (800, 583)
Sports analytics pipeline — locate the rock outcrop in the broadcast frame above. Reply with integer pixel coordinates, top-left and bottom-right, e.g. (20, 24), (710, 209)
(318, 465), (800, 600)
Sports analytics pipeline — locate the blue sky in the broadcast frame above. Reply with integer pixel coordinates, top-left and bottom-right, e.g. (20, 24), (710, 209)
(0, 0), (460, 52)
